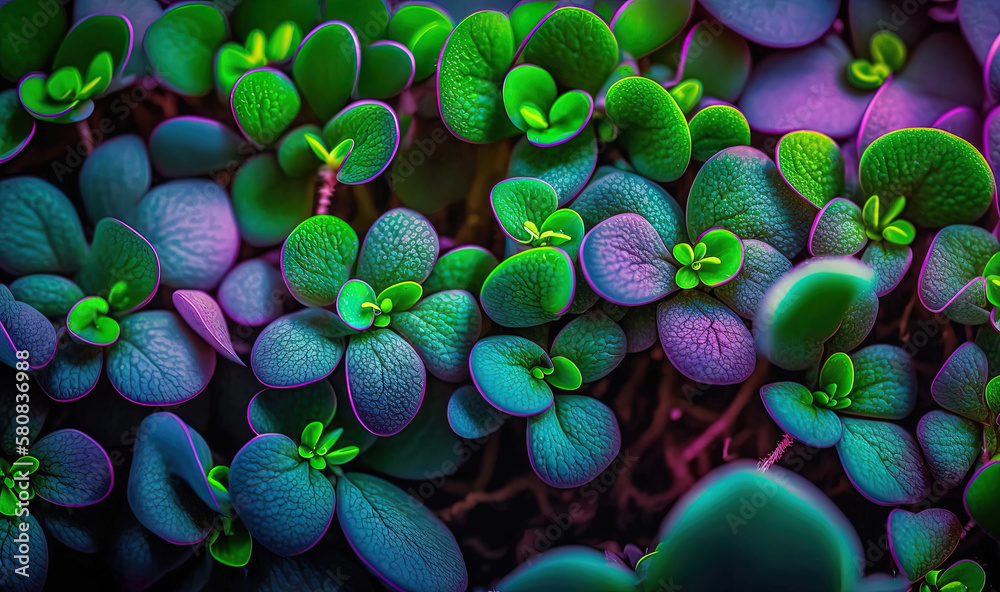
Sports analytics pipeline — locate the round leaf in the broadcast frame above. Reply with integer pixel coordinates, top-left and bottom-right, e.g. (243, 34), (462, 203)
(0, 88), (35, 163)
(346, 327), (425, 436)
(470, 335), (553, 416)
(447, 384), (509, 439)
(527, 394), (621, 488)
(491, 177), (558, 243)
(480, 247), (575, 327)
(251, 309), (350, 388)
(508, 128), (597, 206)
(688, 105), (751, 162)
(0, 177), (88, 275)
(144, 2), (227, 96)
(579, 213), (677, 306)
(32, 429), (112, 507)
(231, 67), (301, 146)
(357, 40), (415, 99)
(323, 100), (400, 185)
(281, 215), (360, 308)
(760, 382), (843, 448)
(611, 0), (692, 58)
(836, 418), (930, 505)
(605, 76), (691, 182)
(149, 116), (246, 178)
(917, 410), (981, 491)
(356, 207), (438, 293)
(75, 218), (159, 315)
(698, 0), (838, 48)
(293, 21), (360, 121)
(777, 130), (845, 208)
(519, 7), (618, 95)
(233, 154), (316, 247)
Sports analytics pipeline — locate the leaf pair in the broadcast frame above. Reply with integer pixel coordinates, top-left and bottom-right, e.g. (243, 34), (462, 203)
(502, 65), (594, 147)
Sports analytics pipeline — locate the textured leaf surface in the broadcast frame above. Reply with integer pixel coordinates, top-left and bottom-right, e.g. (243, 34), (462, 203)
(423, 246), (498, 297)
(230, 434), (335, 556)
(470, 335), (553, 416)
(130, 179), (239, 290)
(75, 218), (159, 314)
(173, 290), (242, 365)
(836, 418), (930, 505)
(713, 239), (791, 319)
(699, 0), (838, 47)
(888, 508), (962, 582)
(0, 514), (47, 592)
(688, 105), (751, 162)
(447, 384), (509, 439)
(337, 472), (467, 592)
(392, 290), (481, 382)
(437, 10), (518, 143)
(579, 213), (677, 306)
(251, 309), (349, 388)
(688, 146), (813, 258)
(919, 225), (995, 324)
(0, 285), (57, 370)
(248, 380), (337, 439)
(0, 177), (87, 275)
(127, 413), (222, 545)
(282, 215), (360, 308)
(107, 311), (216, 405)
(508, 131), (597, 206)
(571, 169), (686, 248)
(931, 342), (990, 423)
(232, 68), (301, 146)
(36, 337), (102, 401)
(79, 134), (150, 223)
(777, 130), (844, 208)
(480, 247), (574, 327)
(809, 198), (866, 257)
(760, 382), (843, 448)
(605, 76), (690, 182)
(550, 312), (626, 382)
(144, 2), (227, 96)
(293, 21), (360, 123)
(520, 7), (618, 94)
(859, 128), (995, 227)
(323, 101), (400, 185)
(218, 258), (289, 327)
(657, 291), (756, 385)
(527, 395), (621, 488)
(346, 328), (425, 436)
(356, 208), (438, 294)
(862, 241), (912, 297)
(846, 345), (918, 420)
(916, 410), (980, 491)
(32, 429), (112, 507)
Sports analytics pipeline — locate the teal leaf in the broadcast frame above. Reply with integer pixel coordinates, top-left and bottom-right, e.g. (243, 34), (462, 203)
(144, 2), (227, 96)
(337, 472), (467, 592)
(447, 384), (508, 439)
(859, 128), (996, 227)
(658, 291), (756, 385)
(231, 67), (301, 146)
(79, 134), (150, 224)
(281, 215), (360, 308)
(36, 337), (102, 402)
(9, 275), (84, 318)
(499, 547), (638, 592)
(356, 208), (438, 293)
(688, 104), (751, 162)
(809, 198), (867, 257)
(754, 257), (875, 371)
(571, 169), (686, 249)
(776, 130), (845, 208)
(965, 461), (1000, 539)
(217, 258), (288, 327)
(916, 410), (981, 492)
(825, 289), (879, 356)
(520, 7), (618, 95)
(888, 508), (962, 582)
(323, 100), (400, 185)
(107, 311), (216, 405)
(293, 21), (360, 122)
(391, 290), (482, 382)
(550, 311), (627, 382)
(248, 380), (337, 439)
(687, 146), (813, 259)
(75, 218), (159, 315)
(930, 342), (990, 423)
(918, 225), (996, 325)
(232, 154), (316, 247)
(605, 76), (691, 182)
(423, 246), (498, 297)
(346, 327), (425, 436)
(836, 418), (930, 505)
(0, 177), (88, 275)
(229, 433), (335, 555)
(507, 128), (597, 206)
(862, 240), (912, 297)
(149, 116), (246, 178)
(0, 285), (57, 371)
(437, 10), (518, 143)
(250, 309), (350, 388)
(621, 303), (659, 353)
(129, 179), (240, 290)
(846, 345), (918, 420)
(527, 394), (621, 488)
(480, 247), (575, 327)
(713, 239), (792, 319)
(760, 382), (843, 448)
(469, 335), (553, 416)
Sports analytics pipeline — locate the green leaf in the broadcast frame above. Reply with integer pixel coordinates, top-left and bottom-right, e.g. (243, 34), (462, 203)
(667, 78), (702, 114)
(520, 7), (618, 95)
(776, 130), (845, 208)
(0, 88), (34, 162)
(611, 0), (692, 58)
(965, 461), (1000, 538)
(438, 10), (518, 143)
(53, 13), (131, 80)
(293, 21), (360, 121)
(323, 101), (400, 185)
(693, 228), (743, 287)
(859, 128), (995, 227)
(66, 296), (120, 346)
(387, 4), (452, 81)
(688, 105), (751, 162)
(870, 31), (906, 70)
(277, 124), (324, 178)
(145, 3), (227, 96)
(325, 0), (389, 41)
(546, 356), (583, 391)
(510, 1), (556, 45)
(819, 352), (854, 398)
(503, 65), (557, 132)
(539, 209), (585, 260)
(232, 67), (301, 146)
(938, 560), (987, 592)
(480, 247), (575, 328)
(605, 76), (691, 182)
(882, 220), (916, 245)
(75, 218), (159, 314)
(336, 279), (378, 331)
(376, 281), (422, 313)
(0, 0), (67, 82)
(527, 90), (593, 147)
(209, 517), (252, 567)
(357, 41), (415, 99)
(281, 215), (360, 308)
(508, 128), (597, 206)
(300, 420), (323, 450)
(491, 177), (558, 243)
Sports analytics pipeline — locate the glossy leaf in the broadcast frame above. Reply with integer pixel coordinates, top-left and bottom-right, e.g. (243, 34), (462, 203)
(388, 4), (453, 81)
(423, 246), (498, 297)
(470, 335), (553, 416)
(357, 41), (415, 99)
(501, 547), (638, 591)
(760, 382), (843, 448)
(777, 130), (845, 208)
(293, 21), (360, 121)
(480, 247), (575, 327)
(964, 461), (1000, 539)
(144, 2), (227, 96)
(611, 0), (691, 58)
(75, 218), (159, 315)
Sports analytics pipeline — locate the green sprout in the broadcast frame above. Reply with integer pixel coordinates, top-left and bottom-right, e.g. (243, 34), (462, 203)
(862, 195), (916, 246)
(670, 229), (743, 290)
(298, 421), (360, 472)
(216, 21), (303, 95)
(848, 31), (906, 89)
(806, 353), (854, 411)
(304, 133), (355, 172)
(667, 78), (703, 115)
(0, 456), (38, 516)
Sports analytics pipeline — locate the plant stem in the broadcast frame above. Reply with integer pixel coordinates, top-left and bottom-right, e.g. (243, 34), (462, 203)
(757, 434), (794, 471)
(316, 167), (336, 215)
